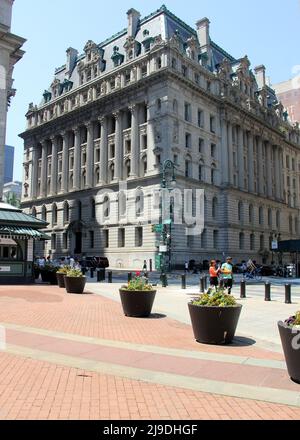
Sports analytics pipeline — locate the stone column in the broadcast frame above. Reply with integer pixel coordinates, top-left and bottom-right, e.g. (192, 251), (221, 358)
(99, 116), (108, 184)
(40, 140), (48, 198)
(279, 147), (284, 201)
(257, 136), (264, 195)
(146, 102), (156, 175)
(50, 136), (58, 196)
(227, 122), (234, 185)
(221, 118), (229, 185)
(265, 141), (272, 198)
(248, 132), (254, 193)
(237, 126), (244, 190)
(86, 122), (94, 188)
(61, 131), (69, 193)
(129, 104), (139, 178)
(114, 111), (123, 181)
(31, 143), (38, 199)
(73, 127), (81, 191)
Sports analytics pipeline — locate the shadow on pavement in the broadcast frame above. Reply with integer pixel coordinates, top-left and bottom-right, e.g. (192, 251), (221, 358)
(146, 313), (167, 320)
(231, 336), (256, 347)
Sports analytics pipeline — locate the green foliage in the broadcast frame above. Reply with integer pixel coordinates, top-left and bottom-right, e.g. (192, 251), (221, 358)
(285, 311), (300, 327)
(57, 265), (71, 274)
(192, 287), (238, 307)
(122, 276), (154, 292)
(42, 264), (58, 273)
(66, 268), (84, 278)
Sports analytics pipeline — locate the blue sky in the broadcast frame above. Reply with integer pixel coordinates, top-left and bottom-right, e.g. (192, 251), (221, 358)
(7, 0), (300, 180)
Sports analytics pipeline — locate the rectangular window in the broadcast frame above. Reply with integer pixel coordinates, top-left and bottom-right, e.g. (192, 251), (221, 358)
(141, 65), (147, 77)
(199, 165), (203, 181)
(118, 228), (125, 248)
(96, 149), (100, 163)
(199, 138), (204, 153)
(184, 102), (191, 122)
(211, 143), (216, 158)
(125, 139), (131, 154)
(103, 230), (109, 248)
(198, 109), (204, 128)
(174, 155), (178, 165)
(63, 232), (68, 249)
(185, 161), (190, 178)
(185, 133), (191, 149)
(141, 135), (147, 150)
(213, 230), (218, 249)
(194, 73), (200, 84)
(89, 231), (94, 249)
(286, 155), (290, 168)
(135, 227), (143, 247)
(182, 65), (187, 77)
(210, 115), (216, 133)
(110, 144), (115, 159)
(125, 71), (131, 84)
(51, 234), (56, 250)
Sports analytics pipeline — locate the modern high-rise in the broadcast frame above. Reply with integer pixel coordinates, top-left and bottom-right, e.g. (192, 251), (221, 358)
(20, 6), (300, 268)
(4, 145), (14, 183)
(0, 0), (25, 197)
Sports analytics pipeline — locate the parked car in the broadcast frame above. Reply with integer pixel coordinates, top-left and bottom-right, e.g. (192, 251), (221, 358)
(84, 257), (109, 269)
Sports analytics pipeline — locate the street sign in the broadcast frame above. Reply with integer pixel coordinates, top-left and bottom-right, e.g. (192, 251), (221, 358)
(271, 240), (278, 250)
(163, 219), (172, 225)
(152, 224), (163, 233)
(159, 245), (168, 253)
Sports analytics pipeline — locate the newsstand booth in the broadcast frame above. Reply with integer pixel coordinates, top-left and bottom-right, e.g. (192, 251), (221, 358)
(0, 202), (49, 284)
(277, 240), (300, 277)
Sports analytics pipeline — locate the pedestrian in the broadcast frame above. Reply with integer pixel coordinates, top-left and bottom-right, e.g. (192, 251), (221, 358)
(221, 256), (234, 294)
(184, 261), (189, 273)
(143, 260), (147, 271)
(74, 258), (81, 270)
(69, 255), (75, 268)
(209, 260), (220, 287)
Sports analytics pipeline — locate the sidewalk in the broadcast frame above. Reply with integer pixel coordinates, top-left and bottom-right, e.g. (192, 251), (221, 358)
(0, 284), (299, 420)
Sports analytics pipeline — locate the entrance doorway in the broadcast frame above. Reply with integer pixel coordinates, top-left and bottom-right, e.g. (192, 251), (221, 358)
(74, 232), (82, 254)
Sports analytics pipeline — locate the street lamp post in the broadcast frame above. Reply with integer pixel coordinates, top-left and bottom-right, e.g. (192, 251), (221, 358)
(159, 160), (177, 284)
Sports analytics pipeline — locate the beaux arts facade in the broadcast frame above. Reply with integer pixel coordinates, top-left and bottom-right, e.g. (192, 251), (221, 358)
(20, 6), (300, 268)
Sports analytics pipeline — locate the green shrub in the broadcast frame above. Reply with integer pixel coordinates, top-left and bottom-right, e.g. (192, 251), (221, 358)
(122, 276), (154, 292)
(66, 268), (84, 278)
(192, 287), (237, 307)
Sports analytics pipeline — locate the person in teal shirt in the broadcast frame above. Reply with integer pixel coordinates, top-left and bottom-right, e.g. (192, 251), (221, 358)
(221, 257), (233, 294)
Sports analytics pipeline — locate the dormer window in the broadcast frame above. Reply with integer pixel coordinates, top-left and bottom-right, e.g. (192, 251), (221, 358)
(111, 46), (124, 67)
(142, 36), (154, 53)
(143, 29), (149, 37)
(43, 90), (52, 103)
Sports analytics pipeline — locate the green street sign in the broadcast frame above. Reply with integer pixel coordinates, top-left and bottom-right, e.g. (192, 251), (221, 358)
(152, 224), (163, 233)
(163, 219), (172, 225)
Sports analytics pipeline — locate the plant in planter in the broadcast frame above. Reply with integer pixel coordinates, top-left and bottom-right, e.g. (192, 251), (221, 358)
(56, 265), (70, 288)
(40, 264), (58, 284)
(119, 274), (156, 317)
(188, 287), (242, 345)
(278, 311), (300, 384)
(64, 268), (86, 294)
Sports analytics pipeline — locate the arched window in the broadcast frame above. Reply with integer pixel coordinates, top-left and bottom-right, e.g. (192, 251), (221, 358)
(212, 197), (218, 219)
(63, 201), (69, 224)
(91, 199), (96, 219)
(249, 204), (254, 224)
(52, 203), (57, 225)
(118, 191), (127, 219)
(173, 99), (178, 113)
(41, 205), (47, 222)
(239, 232), (245, 250)
(276, 210), (280, 229)
(238, 201), (244, 223)
(268, 208), (272, 227)
(135, 189), (144, 217)
(211, 164), (217, 185)
(103, 195), (110, 218)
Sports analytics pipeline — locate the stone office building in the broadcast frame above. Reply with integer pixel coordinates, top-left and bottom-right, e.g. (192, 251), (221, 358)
(20, 5), (300, 268)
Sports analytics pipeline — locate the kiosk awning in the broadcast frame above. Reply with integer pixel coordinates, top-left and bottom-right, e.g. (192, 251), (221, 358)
(0, 225), (50, 240)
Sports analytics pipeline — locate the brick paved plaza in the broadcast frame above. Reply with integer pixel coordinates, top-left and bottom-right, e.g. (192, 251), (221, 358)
(0, 282), (299, 420)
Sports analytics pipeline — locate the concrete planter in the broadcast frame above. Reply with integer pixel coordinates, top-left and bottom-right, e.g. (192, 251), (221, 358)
(188, 303), (242, 345)
(119, 289), (156, 317)
(278, 321), (300, 384)
(64, 276), (86, 294)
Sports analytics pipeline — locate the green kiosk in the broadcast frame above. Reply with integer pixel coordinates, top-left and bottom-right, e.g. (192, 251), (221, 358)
(0, 202), (49, 284)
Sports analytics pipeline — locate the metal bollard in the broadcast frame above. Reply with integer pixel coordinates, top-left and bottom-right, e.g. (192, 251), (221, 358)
(200, 277), (205, 293)
(285, 284), (292, 304)
(128, 272), (132, 283)
(240, 280), (246, 299)
(181, 274), (186, 290)
(204, 275), (208, 289)
(90, 268), (94, 278)
(108, 271), (112, 283)
(149, 259), (153, 272)
(161, 273), (168, 288)
(97, 270), (101, 282)
(264, 282), (271, 301)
